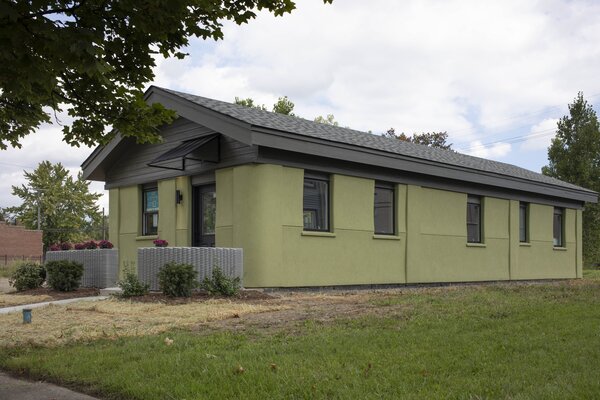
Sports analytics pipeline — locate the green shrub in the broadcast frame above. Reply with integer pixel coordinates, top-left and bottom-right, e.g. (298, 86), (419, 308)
(45, 260), (84, 291)
(201, 266), (241, 297)
(118, 263), (149, 298)
(158, 262), (197, 297)
(8, 262), (45, 291)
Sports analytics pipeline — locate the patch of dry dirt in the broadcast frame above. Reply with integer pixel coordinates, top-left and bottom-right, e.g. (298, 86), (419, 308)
(124, 289), (273, 304)
(194, 291), (412, 335)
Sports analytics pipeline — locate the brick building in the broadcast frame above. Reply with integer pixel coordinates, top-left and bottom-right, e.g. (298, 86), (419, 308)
(0, 224), (43, 265)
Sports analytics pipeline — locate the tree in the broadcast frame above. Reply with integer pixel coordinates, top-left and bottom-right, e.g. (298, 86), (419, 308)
(542, 92), (600, 266)
(234, 97), (267, 111)
(0, 1), (330, 150)
(314, 114), (339, 126)
(5, 161), (102, 249)
(234, 95), (297, 116)
(385, 128), (453, 150)
(82, 212), (109, 241)
(272, 96), (296, 116)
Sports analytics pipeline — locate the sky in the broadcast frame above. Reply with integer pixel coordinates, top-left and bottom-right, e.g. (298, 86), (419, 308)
(2, 0), (600, 211)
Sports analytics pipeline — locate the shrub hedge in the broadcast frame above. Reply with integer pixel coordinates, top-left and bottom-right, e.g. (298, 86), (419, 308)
(8, 262), (45, 291)
(158, 262), (197, 297)
(45, 260), (84, 291)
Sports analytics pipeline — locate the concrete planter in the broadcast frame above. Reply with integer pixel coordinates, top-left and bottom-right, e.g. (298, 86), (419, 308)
(137, 247), (243, 291)
(45, 249), (119, 288)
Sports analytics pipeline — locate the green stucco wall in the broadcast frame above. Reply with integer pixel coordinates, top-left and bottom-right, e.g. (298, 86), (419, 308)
(109, 176), (191, 274)
(215, 165), (406, 287)
(513, 205), (577, 280)
(109, 164), (580, 286)
(215, 165), (579, 287)
(406, 187), (511, 283)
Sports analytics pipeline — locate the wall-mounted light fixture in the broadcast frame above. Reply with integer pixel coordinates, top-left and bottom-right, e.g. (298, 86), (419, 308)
(176, 190), (183, 205)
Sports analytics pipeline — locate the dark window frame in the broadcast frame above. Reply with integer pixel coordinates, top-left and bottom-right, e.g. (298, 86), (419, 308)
(467, 195), (482, 243)
(553, 207), (564, 247)
(303, 172), (330, 232)
(142, 184), (159, 236)
(374, 182), (395, 235)
(519, 202), (529, 243)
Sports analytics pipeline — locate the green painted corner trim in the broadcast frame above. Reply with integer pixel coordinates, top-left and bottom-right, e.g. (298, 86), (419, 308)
(466, 243), (487, 248)
(519, 242), (532, 247)
(301, 231), (337, 238)
(553, 247), (568, 251)
(136, 235), (158, 241)
(373, 234), (401, 240)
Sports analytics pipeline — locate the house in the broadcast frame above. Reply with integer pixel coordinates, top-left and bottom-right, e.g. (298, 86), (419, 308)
(82, 87), (598, 287)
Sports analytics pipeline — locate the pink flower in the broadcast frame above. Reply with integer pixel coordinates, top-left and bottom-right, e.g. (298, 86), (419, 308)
(98, 240), (114, 249)
(153, 238), (168, 247)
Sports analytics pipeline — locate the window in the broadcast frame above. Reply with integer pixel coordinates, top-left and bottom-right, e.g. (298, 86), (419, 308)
(374, 183), (395, 234)
(142, 185), (159, 236)
(519, 202), (528, 242)
(303, 173), (329, 231)
(467, 195), (482, 243)
(553, 207), (564, 247)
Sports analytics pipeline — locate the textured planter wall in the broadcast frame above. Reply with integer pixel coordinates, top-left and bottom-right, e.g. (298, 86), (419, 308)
(138, 247), (243, 291)
(45, 249), (119, 288)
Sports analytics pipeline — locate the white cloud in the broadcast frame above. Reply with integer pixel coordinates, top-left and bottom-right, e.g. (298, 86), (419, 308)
(154, 0), (600, 143)
(520, 118), (559, 151)
(0, 124), (108, 210)
(465, 141), (512, 159)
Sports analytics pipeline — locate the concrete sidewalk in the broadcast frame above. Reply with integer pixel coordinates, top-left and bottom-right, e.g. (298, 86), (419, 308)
(0, 278), (11, 293)
(0, 373), (100, 400)
(0, 296), (108, 315)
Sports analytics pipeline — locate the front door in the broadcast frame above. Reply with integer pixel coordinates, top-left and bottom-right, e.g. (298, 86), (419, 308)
(192, 184), (216, 247)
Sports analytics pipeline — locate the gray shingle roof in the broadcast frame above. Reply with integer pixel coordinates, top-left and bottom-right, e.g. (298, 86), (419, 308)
(162, 87), (592, 193)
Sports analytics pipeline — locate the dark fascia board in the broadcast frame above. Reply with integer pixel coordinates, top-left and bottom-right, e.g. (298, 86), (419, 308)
(145, 88), (253, 146)
(81, 132), (126, 181)
(250, 127), (597, 204)
(81, 145), (103, 170)
(257, 147), (586, 209)
(81, 86), (254, 181)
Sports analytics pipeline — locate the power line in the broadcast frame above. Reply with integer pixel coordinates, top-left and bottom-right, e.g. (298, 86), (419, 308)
(457, 127), (557, 153)
(451, 91), (600, 147)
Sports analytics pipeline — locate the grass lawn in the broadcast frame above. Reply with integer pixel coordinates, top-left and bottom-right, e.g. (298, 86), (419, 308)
(1, 277), (600, 399)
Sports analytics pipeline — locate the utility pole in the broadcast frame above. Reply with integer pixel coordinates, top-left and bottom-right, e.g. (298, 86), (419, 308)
(37, 190), (41, 230)
(102, 207), (106, 240)
(35, 188), (45, 231)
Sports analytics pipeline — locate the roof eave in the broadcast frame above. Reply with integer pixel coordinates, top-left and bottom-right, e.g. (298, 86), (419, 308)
(249, 125), (598, 204)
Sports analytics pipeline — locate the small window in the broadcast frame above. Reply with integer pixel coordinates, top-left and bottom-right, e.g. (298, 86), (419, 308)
(374, 183), (395, 235)
(143, 185), (159, 236)
(519, 202), (528, 242)
(467, 195), (482, 243)
(553, 207), (564, 247)
(303, 173), (329, 231)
